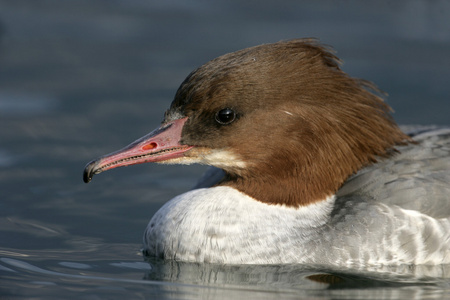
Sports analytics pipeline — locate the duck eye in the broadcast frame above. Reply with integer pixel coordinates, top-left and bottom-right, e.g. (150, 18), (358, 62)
(215, 108), (236, 125)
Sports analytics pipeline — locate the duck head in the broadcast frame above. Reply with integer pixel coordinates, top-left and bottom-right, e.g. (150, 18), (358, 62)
(83, 39), (410, 207)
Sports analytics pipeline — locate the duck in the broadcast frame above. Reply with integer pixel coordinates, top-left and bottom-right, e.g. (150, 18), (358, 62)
(83, 39), (450, 266)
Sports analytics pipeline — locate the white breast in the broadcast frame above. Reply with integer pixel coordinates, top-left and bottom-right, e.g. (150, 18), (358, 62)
(144, 184), (450, 265)
(143, 186), (335, 264)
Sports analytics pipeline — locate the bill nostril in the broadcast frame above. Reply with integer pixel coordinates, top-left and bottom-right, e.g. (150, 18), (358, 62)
(142, 142), (157, 150)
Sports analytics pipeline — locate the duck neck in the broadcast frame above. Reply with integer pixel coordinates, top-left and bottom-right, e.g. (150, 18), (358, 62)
(220, 161), (342, 207)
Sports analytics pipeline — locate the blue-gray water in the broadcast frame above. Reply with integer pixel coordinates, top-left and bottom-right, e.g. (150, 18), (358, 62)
(1, 1), (450, 299)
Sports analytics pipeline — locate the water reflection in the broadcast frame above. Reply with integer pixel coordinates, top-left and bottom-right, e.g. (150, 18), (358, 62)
(2, 254), (450, 299)
(144, 257), (450, 289)
(143, 259), (450, 299)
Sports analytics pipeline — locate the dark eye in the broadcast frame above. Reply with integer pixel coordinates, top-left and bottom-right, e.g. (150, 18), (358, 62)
(215, 108), (236, 125)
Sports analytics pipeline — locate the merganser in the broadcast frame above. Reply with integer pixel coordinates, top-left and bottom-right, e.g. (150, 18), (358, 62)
(83, 39), (450, 266)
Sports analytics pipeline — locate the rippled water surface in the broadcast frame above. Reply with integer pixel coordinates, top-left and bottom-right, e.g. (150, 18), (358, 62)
(1, 1), (450, 299)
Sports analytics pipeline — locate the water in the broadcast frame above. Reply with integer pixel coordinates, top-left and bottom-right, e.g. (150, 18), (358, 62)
(1, 0), (449, 299)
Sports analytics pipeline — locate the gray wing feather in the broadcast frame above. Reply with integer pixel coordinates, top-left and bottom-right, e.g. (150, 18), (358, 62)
(337, 126), (450, 218)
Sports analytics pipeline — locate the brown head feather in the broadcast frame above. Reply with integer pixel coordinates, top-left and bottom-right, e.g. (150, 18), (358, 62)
(169, 39), (411, 207)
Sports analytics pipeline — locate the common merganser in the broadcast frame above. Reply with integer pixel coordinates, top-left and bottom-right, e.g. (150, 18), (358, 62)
(83, 39), (450, 266)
